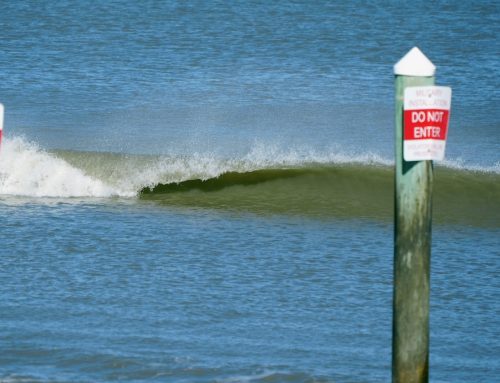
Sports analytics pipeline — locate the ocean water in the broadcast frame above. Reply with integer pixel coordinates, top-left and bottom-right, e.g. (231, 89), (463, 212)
(0, 1), (499, 382)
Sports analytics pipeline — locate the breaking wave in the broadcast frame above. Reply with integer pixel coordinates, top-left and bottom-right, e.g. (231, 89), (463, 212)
(0, 136), (498, 226)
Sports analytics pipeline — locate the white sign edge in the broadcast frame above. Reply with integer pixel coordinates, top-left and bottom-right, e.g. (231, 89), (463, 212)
(403, 140), (447, 162)
(404, 86), (452, 110)
(0, 103), (3, 132)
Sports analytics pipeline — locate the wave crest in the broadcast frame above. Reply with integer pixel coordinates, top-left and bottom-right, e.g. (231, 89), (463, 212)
(0, 136), (498, 202)
(0, 137), (130, 198)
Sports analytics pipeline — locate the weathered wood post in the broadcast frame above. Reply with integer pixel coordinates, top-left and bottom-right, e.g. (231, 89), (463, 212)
(392, 47), (435, 383)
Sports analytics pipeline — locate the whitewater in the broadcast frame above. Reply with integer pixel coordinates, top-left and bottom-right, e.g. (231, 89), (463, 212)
(1, 1), (499, 382)
(1, 136), (498, 200)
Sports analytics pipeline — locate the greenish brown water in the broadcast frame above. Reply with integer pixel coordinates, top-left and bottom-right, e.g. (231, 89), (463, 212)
(139, 165), (499, 227)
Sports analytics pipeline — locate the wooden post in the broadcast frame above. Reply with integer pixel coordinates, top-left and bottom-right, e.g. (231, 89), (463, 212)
(392, 47), (435, 383)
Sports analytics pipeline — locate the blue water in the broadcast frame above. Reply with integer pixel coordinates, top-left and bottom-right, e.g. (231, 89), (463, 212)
(2, 1), (499, 164)
(1, 1), (499, 382)
(2, 201), (498, 382)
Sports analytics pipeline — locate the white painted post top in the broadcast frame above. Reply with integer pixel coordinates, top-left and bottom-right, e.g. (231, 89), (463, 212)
(394, 47), (436, 77)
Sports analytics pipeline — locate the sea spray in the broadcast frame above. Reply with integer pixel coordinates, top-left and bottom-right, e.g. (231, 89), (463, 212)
(1, 136), (498, 210)
(0, 137), (128, 198)
(52, 140), (395, 195)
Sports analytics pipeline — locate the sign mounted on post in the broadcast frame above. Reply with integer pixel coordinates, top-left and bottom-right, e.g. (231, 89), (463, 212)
(403, 86), (451, 161)
(0, 103), (4, 146)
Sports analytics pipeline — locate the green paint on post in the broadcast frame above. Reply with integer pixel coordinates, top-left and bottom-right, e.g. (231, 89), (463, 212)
(392, 47), (435, 383)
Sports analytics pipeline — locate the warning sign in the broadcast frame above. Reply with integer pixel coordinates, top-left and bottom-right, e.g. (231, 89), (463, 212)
(0, 103), (3, 146)
(403, 86), (451, 161)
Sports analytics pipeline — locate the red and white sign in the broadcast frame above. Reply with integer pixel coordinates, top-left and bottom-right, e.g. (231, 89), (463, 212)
(0, 103), (3, 146)
(403, 86), (451, 161)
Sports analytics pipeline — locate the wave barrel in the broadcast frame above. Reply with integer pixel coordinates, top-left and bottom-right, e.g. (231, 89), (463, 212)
(392, 47), (436, 383)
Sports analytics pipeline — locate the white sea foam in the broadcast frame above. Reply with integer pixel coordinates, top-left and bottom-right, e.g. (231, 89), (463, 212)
(0, 137), (132, 198)
(114, 143), (394, 192)
(440, 157), (500, 174)
(241, 141), (394, 168)
(217, 369), (293, 383)
(0, 136), (497, 199)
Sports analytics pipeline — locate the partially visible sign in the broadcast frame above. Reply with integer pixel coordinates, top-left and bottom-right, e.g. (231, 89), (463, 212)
(403, 86), (451, 161)
(0, 103), (3, 146)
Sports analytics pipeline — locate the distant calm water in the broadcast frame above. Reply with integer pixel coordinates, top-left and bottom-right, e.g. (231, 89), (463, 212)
(0, 1), (499, 382)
